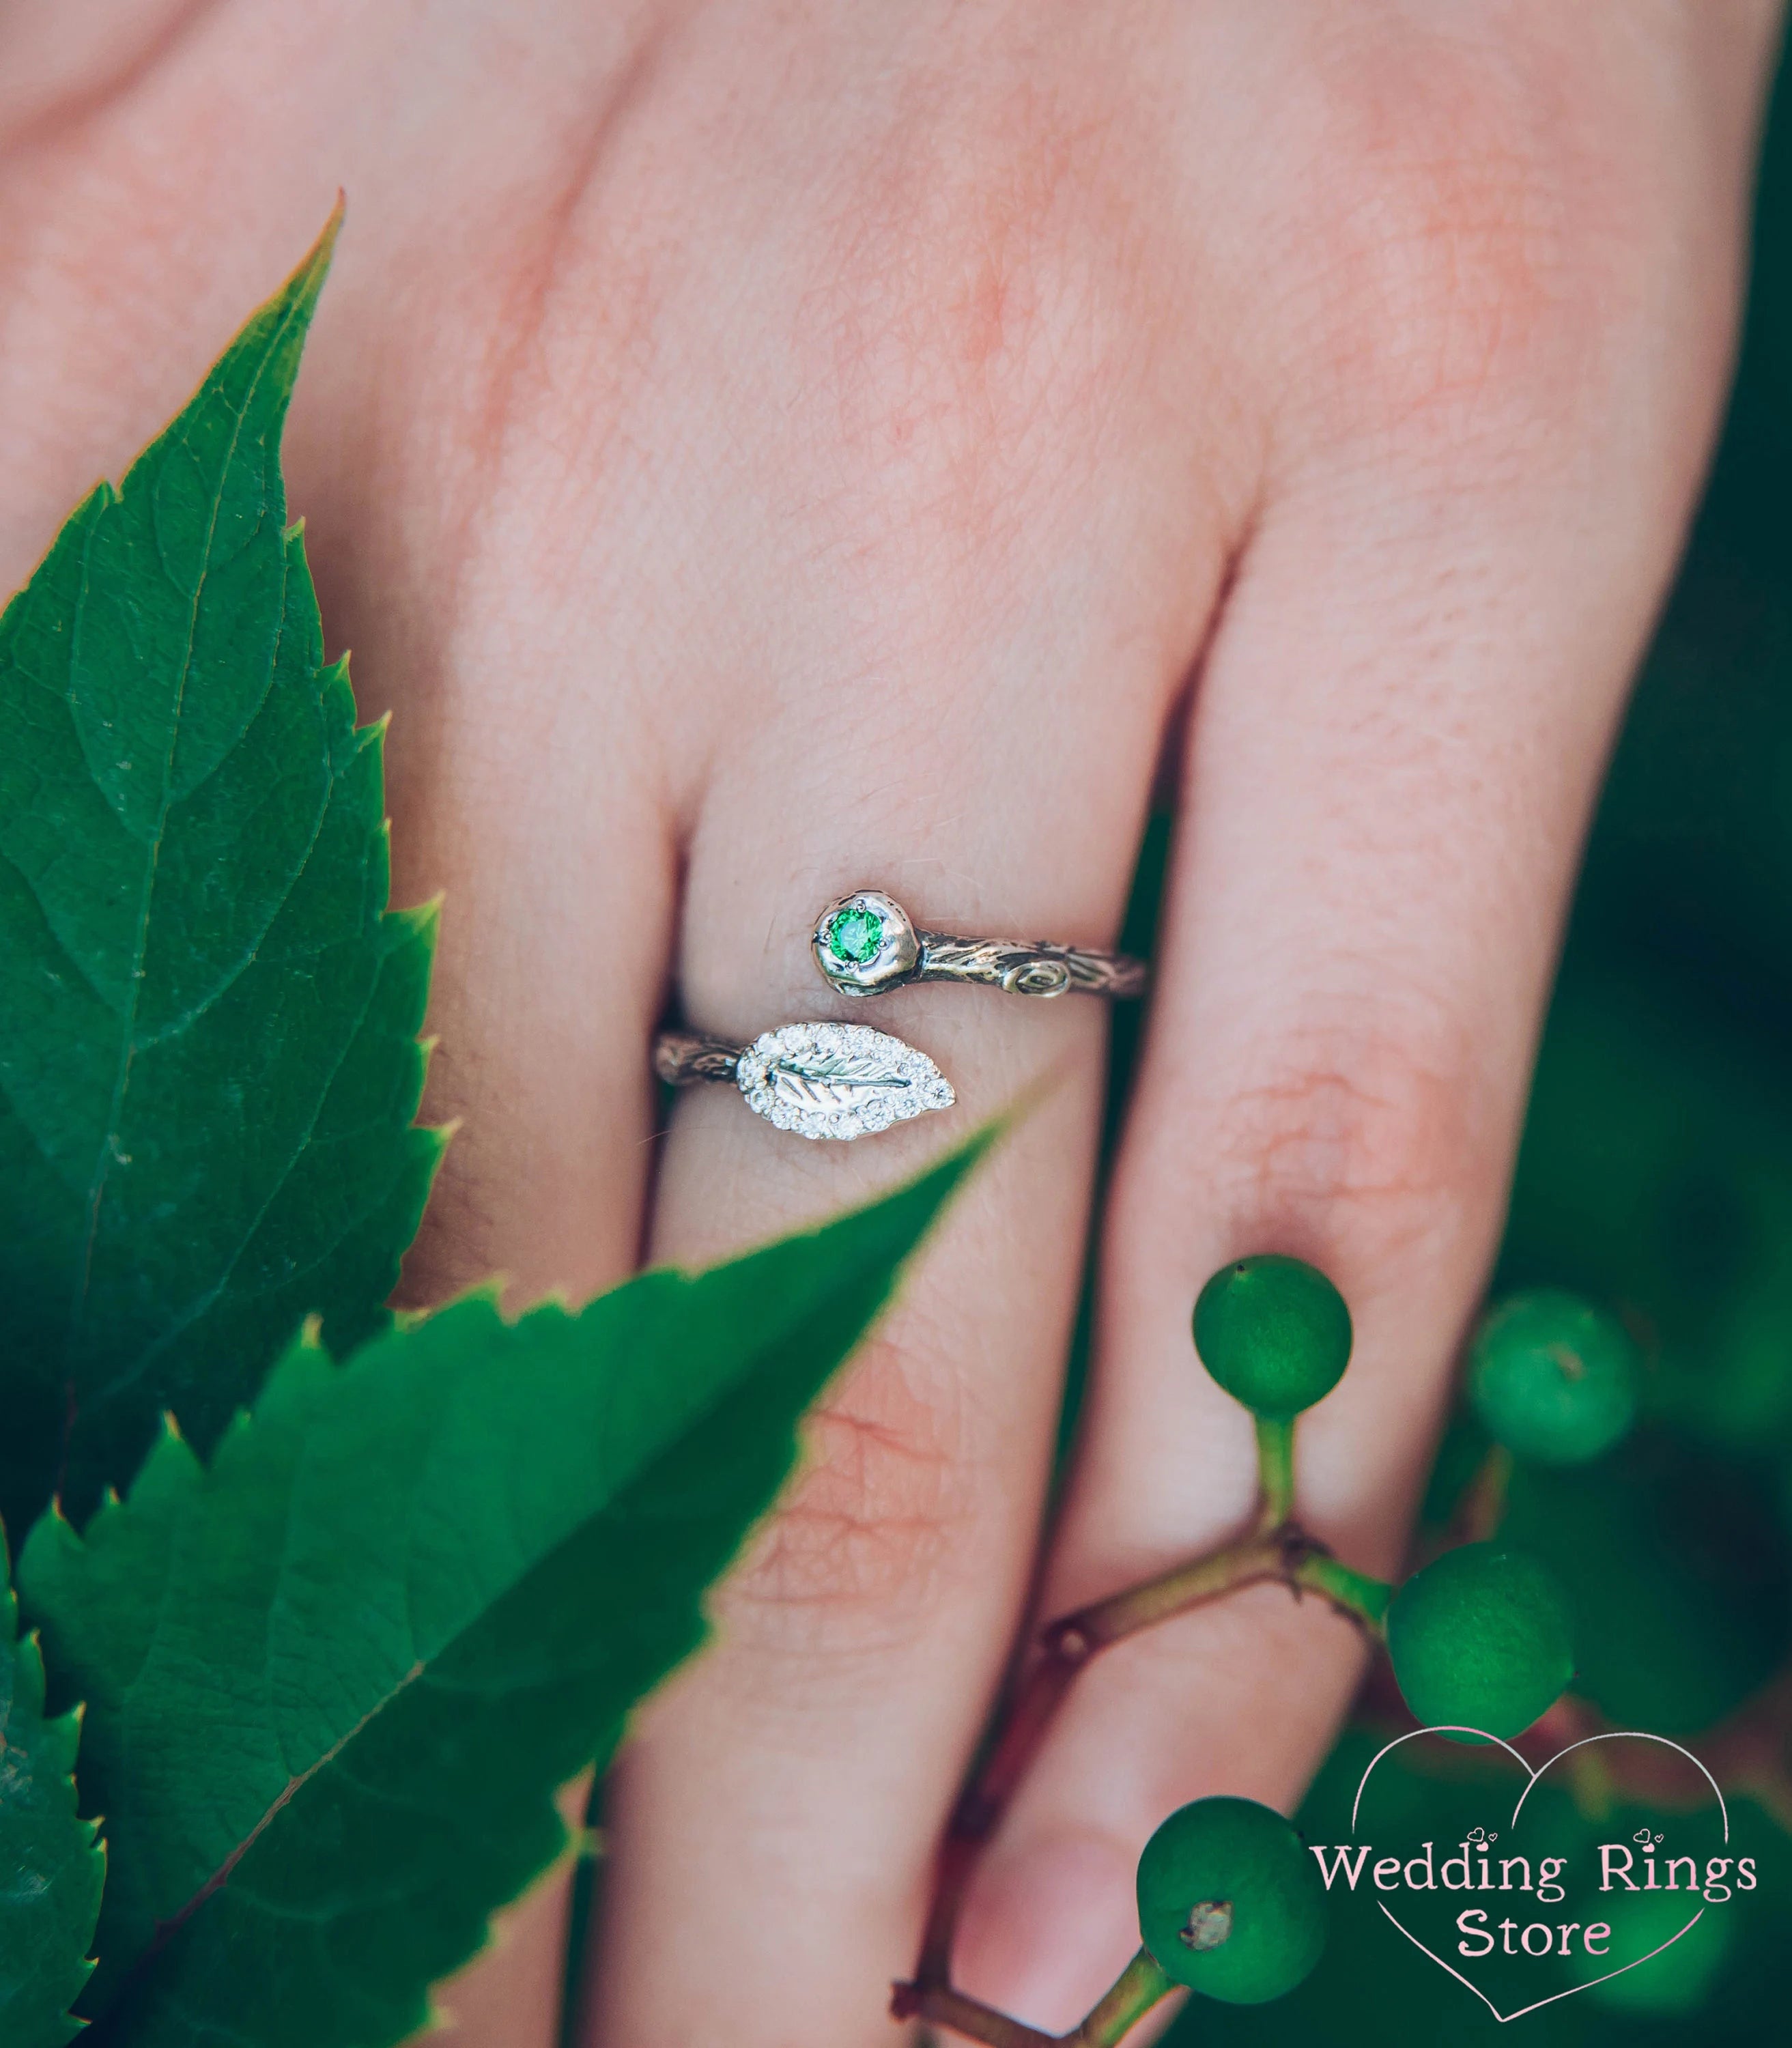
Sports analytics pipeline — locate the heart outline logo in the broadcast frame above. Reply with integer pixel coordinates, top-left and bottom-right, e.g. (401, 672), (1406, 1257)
(1349, 1726), (1729, 2023)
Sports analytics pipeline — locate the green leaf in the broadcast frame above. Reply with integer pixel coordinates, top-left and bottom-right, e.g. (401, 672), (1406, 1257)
(0, 1554), (103, 2048)
(20, 1131), (989, 2048)
(0, 212), (440, 1537)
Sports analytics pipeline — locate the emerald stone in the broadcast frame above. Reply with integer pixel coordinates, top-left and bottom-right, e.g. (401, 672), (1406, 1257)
(825, 906), (884, 966)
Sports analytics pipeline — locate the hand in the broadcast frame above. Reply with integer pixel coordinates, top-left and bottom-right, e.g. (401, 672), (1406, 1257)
(0, 3), (1778, 2041)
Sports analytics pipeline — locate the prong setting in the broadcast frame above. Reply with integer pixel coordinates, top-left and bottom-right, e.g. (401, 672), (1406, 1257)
(812, 890), (920, 995)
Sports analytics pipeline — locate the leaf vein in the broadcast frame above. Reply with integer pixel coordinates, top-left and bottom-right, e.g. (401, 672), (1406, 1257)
(78, 954), (401, 1419)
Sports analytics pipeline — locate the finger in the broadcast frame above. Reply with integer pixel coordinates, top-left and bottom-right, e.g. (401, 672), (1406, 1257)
(433, 1780), (594, 2047)
(126, 27), (688, 2038)
(578, 343), (1241, 2042)
(583, 679), (1170, 2045)
(952, 143), (1751, 2024)
(294, 174), (690, 2048)
(0, 0), (685, 1312)
(285, 204), (686, 2048)
(0, 17), (1222, 2044)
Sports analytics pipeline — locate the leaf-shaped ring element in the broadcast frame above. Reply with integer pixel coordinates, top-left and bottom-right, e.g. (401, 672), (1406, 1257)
(812, 889), (1148, 999)
(654, 1021), (956, 1140)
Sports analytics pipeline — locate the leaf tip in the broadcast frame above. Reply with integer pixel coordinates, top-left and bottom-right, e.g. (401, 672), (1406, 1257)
(396, 891), (446, 945)
(903, 1111), (1008, 1214)
(18, 1494), (85, 1577)
(298, 194), (346, 297)
(417, 1113), (461, 1172)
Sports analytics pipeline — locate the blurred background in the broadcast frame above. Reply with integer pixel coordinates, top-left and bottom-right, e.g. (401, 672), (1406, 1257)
(1143, 44), (1792, 2048)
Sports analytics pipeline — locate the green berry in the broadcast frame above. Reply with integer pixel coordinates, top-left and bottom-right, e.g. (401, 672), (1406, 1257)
(1387, 1543), (1574, 1740)
(1135, 1796), (1326, 2004)
(1468, 1289), (1638, 1464)
(1584, 1883), (1733, 2014)
(1193, 1255), (1352, 1419)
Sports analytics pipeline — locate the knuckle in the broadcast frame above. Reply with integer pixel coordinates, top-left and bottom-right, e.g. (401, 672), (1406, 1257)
(722, 1326), (986, 1651)
(1204, 997), (1496, 1270)
(1288, 31), (1641, 441)
(797, 81), (1147, 545)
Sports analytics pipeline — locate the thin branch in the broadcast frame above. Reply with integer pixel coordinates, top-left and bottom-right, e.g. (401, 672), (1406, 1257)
(1290, 1550), (1391, 1636)
(913, 1647), (1085, 1986)
(894, 1950), (1174, 2048)
(1050, 1530), (1292, 1653)
(912, 1533), (1290, 1988)
(1253, 1415), (1296, 1533)
(1068, 1949), (1174, 2045)
(1452, 1443), (1513, 1544)
(902, 1385), (1395, 2043)
(892, 1982), (1057, 2047)
(913, 1525), (1390, 1994)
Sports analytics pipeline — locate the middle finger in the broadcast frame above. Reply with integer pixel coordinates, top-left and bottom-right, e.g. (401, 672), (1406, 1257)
(584, 154), (1242, 2048)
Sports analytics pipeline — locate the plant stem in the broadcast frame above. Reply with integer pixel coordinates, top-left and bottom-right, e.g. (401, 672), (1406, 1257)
(1565, 1741), (1617, 1823)
(912, 1532), (1307, 1990)
(1066, 1949), (1175, 2045)
(891, 1982), (1057, 2047)
(894, 1951), (1175, 2048)
(1254, 1414), (1296, 1531)
(1291, 1550), (1391, 1636)
(913, 1645), (1087, 1985)
(1051, 1531), (1291, 1651)
(1454, 1442), (1513, 1544)
(905, 1488), (1391, 2020)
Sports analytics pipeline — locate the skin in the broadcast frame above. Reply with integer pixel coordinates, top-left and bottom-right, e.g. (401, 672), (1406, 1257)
(0, 1), (1780, 2040)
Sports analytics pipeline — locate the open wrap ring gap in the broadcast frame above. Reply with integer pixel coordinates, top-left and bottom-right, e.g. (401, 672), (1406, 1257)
(812, 888), (1148, 1000)
(652, 888), (1145, 1141)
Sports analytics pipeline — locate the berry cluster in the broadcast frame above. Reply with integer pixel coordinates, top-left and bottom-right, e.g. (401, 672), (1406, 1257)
(892, 1260), (1634, 2045)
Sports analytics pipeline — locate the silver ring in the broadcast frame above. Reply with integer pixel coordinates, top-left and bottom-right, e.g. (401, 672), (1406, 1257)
(654, 1020), (955, 1141)
(812, 889), (1148, 1000)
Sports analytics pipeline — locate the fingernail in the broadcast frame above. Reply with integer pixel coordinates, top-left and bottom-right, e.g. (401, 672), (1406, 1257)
(952, 1831), (1141, 2034)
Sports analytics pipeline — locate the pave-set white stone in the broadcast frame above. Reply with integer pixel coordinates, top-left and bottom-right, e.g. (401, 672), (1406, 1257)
(735, 1021), (954, 1140)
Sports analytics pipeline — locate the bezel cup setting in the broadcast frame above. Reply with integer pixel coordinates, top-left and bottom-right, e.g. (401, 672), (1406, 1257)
(813, 890), (920, 995)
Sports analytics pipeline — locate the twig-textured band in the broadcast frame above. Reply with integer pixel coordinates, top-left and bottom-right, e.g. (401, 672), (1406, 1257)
(652, 1031), (741, 1085)
(915, 930), (1148, 999)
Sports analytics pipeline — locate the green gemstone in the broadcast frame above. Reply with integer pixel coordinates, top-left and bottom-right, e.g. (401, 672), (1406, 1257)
(825, 906), (884, 967)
